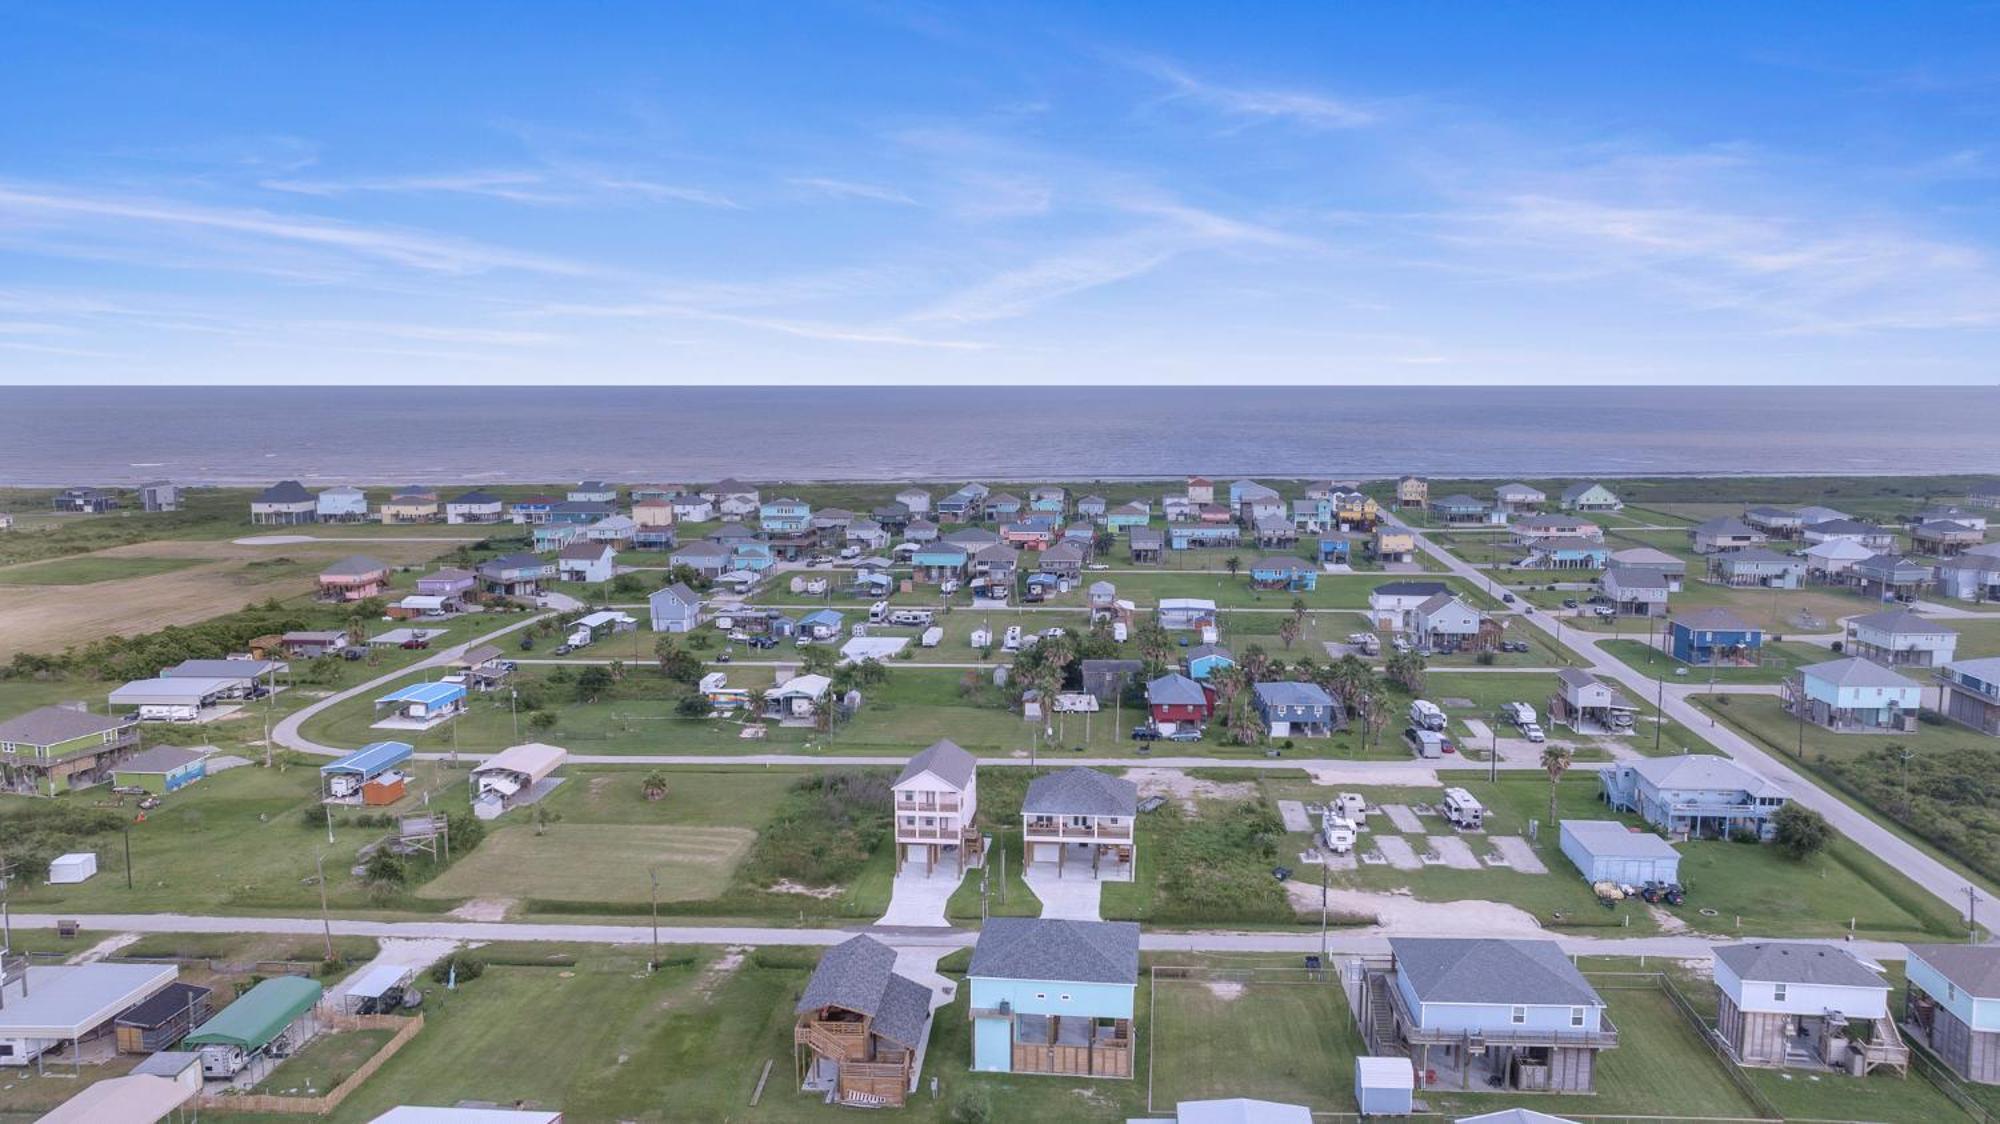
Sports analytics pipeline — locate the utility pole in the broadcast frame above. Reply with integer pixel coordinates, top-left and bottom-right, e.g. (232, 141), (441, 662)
(1969, 886), (1982, 944)
(325, 801), (336, 846)
(1654, 674), (1665, 755)
(1319, 851), (1329, 963)
(649, 868), (661, 972)
(124, 825), (133, 889)
(314, 853), (334, 962)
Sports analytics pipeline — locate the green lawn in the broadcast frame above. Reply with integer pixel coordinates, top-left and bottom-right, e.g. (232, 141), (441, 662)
(0, 554), (207, 585)
(417, 822), (755, 904)
(251, 1027), (398, 1096)
(1600, 637), (1831, 685)
(1149, 973), (1361, 1110)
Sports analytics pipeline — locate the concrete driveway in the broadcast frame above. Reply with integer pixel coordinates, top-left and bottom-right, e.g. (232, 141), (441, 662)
(877, 866), (961, 928)
(1023, 862), (1122, 921)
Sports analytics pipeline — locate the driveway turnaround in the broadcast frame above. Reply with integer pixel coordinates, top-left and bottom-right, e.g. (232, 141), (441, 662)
(877, 867), (960, 928)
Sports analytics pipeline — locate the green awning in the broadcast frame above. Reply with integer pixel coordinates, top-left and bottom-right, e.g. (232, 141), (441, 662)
(184, 976), (323, 1050)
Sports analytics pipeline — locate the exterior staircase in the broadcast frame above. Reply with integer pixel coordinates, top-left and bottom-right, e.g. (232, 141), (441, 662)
(1363, 972), (1400, 1054)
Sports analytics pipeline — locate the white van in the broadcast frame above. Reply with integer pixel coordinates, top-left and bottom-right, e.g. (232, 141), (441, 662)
(1441, 787), (1485, 830)
(1408, 699), (1446, 732)
(1112, 622), (1128, 643)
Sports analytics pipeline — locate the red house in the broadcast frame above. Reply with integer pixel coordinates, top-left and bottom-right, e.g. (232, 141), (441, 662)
(1145, 673), (1214, 726)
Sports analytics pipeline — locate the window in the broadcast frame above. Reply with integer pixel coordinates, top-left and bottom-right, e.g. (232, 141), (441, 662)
(1570, 1007), (1585, 1028)
(1510, 1006), (1526, 1025)
(1773, 983), (1787, 1002)
(1034, 992), (1046, 1000)
(1059, 993), (1072, 1002)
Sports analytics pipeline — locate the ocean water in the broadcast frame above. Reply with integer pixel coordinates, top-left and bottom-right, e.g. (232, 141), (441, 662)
(0, 385), (1996, 486)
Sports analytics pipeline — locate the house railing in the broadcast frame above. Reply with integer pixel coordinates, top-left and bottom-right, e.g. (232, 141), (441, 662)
(796, 1019), (871, 1061)
(895, 825), (964, 841)
(1023, 820), (1133, 841)
(1380, 968), (1619, 1049)
(896, 796), (962, 812)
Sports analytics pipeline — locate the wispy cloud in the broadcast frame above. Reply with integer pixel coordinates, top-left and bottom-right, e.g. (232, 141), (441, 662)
(261, 167), (739, 208)
(1122, 54), (1376, 129)
(787, 176), (918, 205)
(0, 182), (595, 277)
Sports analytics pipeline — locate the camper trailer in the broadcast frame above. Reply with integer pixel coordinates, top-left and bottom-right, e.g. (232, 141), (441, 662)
(1002, 626), (1023, 652)
(1503, 701), (1536, 728)
(1408, 699), (1447, 732)
(1334, 792), (1368, 823)
(1441, 787), (1486, 830)
(889, 609), (934, 627)
(868, 600), (890, 624)
(969, 628), (992, 649)
(920, 626), (944, 648)
(1322, 812), (1357, 854)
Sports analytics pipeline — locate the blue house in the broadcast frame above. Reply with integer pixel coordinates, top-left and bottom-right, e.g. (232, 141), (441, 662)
(1667, 607), (1764, 665)
(913, 543), (969, 584)
(968, 918), (1139, 1079)
(1252, 681), (1343, 737)
(648, 583), (701, 634)
(547, 501), (615, 526)
(1248, 556), (1317, 592)
(731, 542), (776, 572)
(1360, 938), (1615, 1093)
(1317, 534), (1356, 564)
(1105, 502), (1150, 530)
(1599, 754), (1788, 840)
(799, 608), (846, 641)
(1185, 643), (1235, 681)
(936, 483), (989, 523)
(532, 523), (582, 552)
(1522, 536), (1612, 570)
(1028, 487), (1066, 515)
(759, 498), (812, 533)
(984, 493), (1023, 520)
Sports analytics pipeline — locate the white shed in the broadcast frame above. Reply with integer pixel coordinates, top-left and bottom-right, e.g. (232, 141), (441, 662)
(1354, 1055), (1415, 1116)
(48, 852), (98, 884)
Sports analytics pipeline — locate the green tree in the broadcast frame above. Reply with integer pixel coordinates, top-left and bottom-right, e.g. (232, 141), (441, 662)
(1540, 743), (1573, 829)
(527, 709), (558, 734)
(653, 635), (702, 683)
(1224, 555), (1242, 577)
(575, 665), (614, 702)
(1385, 648), (1427, 694)
(1277, 616), (1301, 650)
(1772, 803), (1831, 860)
(641, 770), (670, 801)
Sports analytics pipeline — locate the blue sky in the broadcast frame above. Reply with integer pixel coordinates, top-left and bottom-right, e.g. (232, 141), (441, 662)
(3, 2), (1999, 385)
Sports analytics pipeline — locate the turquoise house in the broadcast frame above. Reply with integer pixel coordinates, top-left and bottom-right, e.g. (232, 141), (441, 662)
(731, 542), (776, 572)
(1105, 503), (1151, 530)
(968, 918), (1139, 1078)
(1185, 643), (1235, 681)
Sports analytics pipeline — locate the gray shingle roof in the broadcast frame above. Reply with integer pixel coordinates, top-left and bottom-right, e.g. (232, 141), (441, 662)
(1800, 657), (1921, 690)
(1253, 681), (1335, 708)
(795, 935), (934, 1048)
(1715, 942), (1885, 989)
(1023, 767), (1137, 817)
(1372, 581), (1449, 599)
(1672, 607), (1758, 633)
(1850, 608), (1951, 635)
(1147, 673), (1208, 707)
(115, 745), (206, 774)
(0, 705), (128, 746)
(320, 554), (388, 577)
(256, 480), (312, 503)
(1909, 945), (2000, 998)
(896, 739), (977, 789)
(1391, 937), (1604, 1007)
(969, 918), (1139, 985)
(1719, 548), (1797, 565)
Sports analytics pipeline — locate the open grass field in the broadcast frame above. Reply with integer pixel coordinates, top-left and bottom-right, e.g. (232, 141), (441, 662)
(0, 537), (460, 659)
(1148, 973), (1360, 1110)
(418, 822), (755, 904)
(1519, 576), (1889, 637)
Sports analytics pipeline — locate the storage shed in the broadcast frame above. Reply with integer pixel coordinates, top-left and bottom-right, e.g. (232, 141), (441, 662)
(114, 981), (213, 1052)
(35, 1073), (195, 1124)
(1354, 1055), (1416, 1116)
(320, 740), (414, 805)
(47, 852), (97, 884)
(113, 746), (208, 794)
(373, 681), (467, 725)
(1559, 820), (1682, 885)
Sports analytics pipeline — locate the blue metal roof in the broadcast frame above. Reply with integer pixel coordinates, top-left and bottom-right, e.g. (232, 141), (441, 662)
(374, 682), (467, 707)
(321, 740), (414, 776)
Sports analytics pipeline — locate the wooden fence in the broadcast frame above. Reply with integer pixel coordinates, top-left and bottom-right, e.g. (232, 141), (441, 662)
(199, 1011), (423, 1116)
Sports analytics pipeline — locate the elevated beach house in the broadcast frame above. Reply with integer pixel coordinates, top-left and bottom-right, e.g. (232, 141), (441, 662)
(445, 490), (505, 524)
(1495, 482), (1546, 513)
(968, 918), (1139, 1079)
(1844, 609), (1958, 668)
(1357, 937), (1617, 1093)
(1559, 482), (1623, 512)
(379, 487), (441, 524)
(0, 705), (140, 794)
(1022, 767), (1137, 880)
(794, 935), (936, 1108)
(1937, 657), (2000, 736)
(1713, 943), (1906, 1075)
(1369, 581), (1450, 632)
(316, 555), (389, 602)
(556, 542), (616, 584)
(1904, 944), (2000, 1085)
(1599, 566), (1671, 618)
(1253, 681), (1343, 737)
(52, 486), (118, 514)
(893, 738), (982, 875)
(1785, 657), (1923, 733)
(477, 552), (553, 598)
(1667, 608), (1764, 666)
(1599, 755), (1787, 840)
(315, 485), (370, 523)
(1689, 517), (1768, 554)
(1713, 548), (1805, 589)
(250, 480), (316, 525)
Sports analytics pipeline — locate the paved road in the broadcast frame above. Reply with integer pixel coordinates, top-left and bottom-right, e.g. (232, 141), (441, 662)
(399, 750), (1575, 772)
(271, 610), (556, 756)
(7, 911), (1912, 963)
(1391, 512), (1988, 919)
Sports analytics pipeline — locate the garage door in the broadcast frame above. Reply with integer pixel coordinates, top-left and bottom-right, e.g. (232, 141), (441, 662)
(1031, 843), (1061, 864)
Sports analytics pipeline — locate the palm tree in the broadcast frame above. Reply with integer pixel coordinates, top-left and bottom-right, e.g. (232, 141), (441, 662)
(1240, 644), (1271, 684)
(1277, 616), (1301, 650)
(1354, 679), (1388, 748)
(1541, 744), (1573, 828)
(1224, 555), (1242, 578)
(1385, 648), (1427, 694)
(1290, 597), (1308, 626)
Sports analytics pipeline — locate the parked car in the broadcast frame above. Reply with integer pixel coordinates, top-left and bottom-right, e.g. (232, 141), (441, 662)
(1561, 598), (1580, 609)
(1501, 593), (1516, 603)
(1165, 728), (1203, 743)
(553, 644), (572, 655)
(400, 636), (430, 650)
(747, 635), (778, 649)
(1130, 725), (1162, 741)
(717, 648), (733, 663)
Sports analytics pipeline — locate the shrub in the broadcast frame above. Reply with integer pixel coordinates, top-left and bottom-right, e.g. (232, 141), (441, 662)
(738, 771), (893, 890)
(1772, 803), (1832, 860)
(1475, 650), (1497, 666)
(675, 694), (712, 717)
(428, 953), (486, 985)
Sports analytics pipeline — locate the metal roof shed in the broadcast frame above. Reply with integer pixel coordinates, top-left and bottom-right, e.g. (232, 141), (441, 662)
(321, 741), (414, 780)
(340, 964), (414, 1013)
(1353, 1055), (1415, 1116)
(185, 976), (323, 1052)
(108, 677), (234, 707)
(36, 1073), (194, 1124)
(0, 963), (178, 1070)
(1558, 820), (1682, 885)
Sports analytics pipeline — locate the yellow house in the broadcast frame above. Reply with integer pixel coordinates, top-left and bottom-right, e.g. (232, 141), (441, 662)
(380, 490), (441, 524)
(633, 498), (676, 529)
(1335, 492), (1381, 529)
(1396, 476), (1428, 510)
(1372, 527), (1417, 563)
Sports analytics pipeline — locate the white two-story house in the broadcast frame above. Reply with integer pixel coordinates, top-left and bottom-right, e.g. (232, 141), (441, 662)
(1021, 767), (1136, 882)
(893, 739), (982, 876)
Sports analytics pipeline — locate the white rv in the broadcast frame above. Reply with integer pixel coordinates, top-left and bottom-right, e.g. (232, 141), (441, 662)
(1440, 787), (1485, 830)
(1408, 699), (1447, 732)
(1322, 813), (1357, 855)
